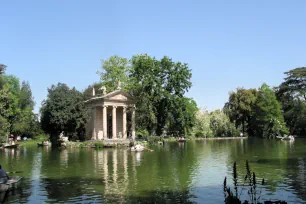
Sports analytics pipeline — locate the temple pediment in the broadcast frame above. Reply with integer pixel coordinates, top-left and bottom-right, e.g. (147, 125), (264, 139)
(84, 89), (136, 106)
(103, 90), (134, 101)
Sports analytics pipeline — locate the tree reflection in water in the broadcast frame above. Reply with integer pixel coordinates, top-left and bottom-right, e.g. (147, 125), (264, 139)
(1, 139), (306, 203)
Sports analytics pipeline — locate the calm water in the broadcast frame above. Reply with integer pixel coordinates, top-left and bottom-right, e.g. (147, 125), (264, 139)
(1, 138), (306, 203)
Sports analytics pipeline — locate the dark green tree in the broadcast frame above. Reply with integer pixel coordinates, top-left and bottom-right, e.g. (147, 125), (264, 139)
(1, 76), (20, 134)
(279, 67), (306, 100)
(0, 66), (40, 139)
(40, 83), (88, 143)
(0, 64), (6, 89)
(277, 67), (306, 136)
(224, 88), (257, 136)
(0, 116), (9, 142)
(83, 82), (104, 100)
(130, 54), (193, 136)
(251, 83), (288, 138)
(19, 81), (35, 110)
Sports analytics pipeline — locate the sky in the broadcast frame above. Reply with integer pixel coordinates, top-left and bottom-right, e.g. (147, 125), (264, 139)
(1, 1), (306, 113)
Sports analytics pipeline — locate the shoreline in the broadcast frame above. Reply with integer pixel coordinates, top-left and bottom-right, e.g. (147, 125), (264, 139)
(195, 137), (247, 140)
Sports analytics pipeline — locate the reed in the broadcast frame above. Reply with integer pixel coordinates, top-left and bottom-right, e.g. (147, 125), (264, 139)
(223, 161), (287, 204)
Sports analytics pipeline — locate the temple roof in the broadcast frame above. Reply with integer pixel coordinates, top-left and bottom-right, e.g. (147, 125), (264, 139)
(84, 89), (136, 104)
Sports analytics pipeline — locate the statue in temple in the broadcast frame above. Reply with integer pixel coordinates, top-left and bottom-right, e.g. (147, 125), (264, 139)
(99, 86), (107, 95)
(116, 80), (121, 90)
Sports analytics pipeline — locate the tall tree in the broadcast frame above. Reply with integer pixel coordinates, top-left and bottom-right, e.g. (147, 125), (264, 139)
(209, 110), (239, 137)
(0, 64), (6, 75)
(251, 84), (288, 138)
(19, 81), (35, 110)
(40, 83), (88, 142)
(94, 54), (195, 136)
(224, 88), (257, 136)
(0, 66), (40, 139)
(279, 67), (306, 100)
(130, 54), (193, 136)
(0, 116), (10, 142)
(83, 82), (104, 100)
(12, 81), (38, 137)
(98, 56), (131, 92)
(277, 67), (306, 135)
(0, 64), (6, 89)
(194, 109), (213, 138)
(2, 75), (21, 133)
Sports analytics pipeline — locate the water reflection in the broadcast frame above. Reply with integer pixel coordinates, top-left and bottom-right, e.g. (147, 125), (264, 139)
(0, 139), (306, 203)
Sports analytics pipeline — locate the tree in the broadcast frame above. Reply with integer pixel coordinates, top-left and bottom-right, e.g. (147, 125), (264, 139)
(40, 83), (88, 142)
(0, 64), (6, 89)
(224, 88), (257, 136)
(279, 67), (306, 100)
(94, 54), (195, 137)
(0, 64), (6, 75)
(251, 84), (288, 138)
(277, 67), (306, 136)
(194, 109), (213, 138)
(83, 82), (104, 100)
(98, 56), (131, 92)
(0, 116), (9, 142)
(0, 66), (40, 139)
(209, 110), (239, 137)
(193, 109), (238, 138)
(167, 97), (198, 136)
(130, 54), (193, 136)
(19, 81), (35, 110)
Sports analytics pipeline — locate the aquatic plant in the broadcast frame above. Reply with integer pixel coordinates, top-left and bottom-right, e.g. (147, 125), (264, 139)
(93, 142), (104, 149)
(223, 161), (287, 204)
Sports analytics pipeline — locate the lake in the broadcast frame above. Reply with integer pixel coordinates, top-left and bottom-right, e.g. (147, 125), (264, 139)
(1, 138), (306, 203)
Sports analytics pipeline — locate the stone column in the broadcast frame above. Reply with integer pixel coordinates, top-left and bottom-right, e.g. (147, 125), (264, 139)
(131, 106), (136, 140)
(112, 106), (117, 139)
(103, 105), (108, 139)
(92, 107), (97, 140)
(123, 106), (127, 139)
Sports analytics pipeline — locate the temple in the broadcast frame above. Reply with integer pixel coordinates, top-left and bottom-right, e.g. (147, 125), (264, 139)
(85, 84), (136, 141)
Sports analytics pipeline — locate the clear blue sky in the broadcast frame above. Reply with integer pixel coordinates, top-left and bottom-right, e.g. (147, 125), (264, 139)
(1, 1), (306, 113)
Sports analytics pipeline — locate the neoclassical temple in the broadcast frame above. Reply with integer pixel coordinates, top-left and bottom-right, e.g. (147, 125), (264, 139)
(85, 85), (136, 141)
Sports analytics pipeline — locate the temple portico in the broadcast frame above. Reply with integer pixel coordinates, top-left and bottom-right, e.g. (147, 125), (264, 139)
(85, 87), (136, 141)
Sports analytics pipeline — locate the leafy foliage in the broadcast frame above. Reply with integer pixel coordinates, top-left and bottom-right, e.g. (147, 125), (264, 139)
(0, 64), (6, 89)
(194, 109), (239, 138)
(251, 84), (288, 138)
(40, 83), (88, 142)
(225, 84), (288, 138)
(210, 110), (240, 137)
(277, 67), (306, 136)
(96, 54), (196, 137)
(0, 116), (9, 142)
(98, 55), (131, 92)
(0, 65), (40, 140)
(194, 109), (213, 138)
(224, 88), (257, 136)
(130, 54), (193, 136)
(83, 82), (104, 100)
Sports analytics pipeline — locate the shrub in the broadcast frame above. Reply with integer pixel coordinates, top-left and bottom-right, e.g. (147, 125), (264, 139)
(136, 129), (150, 139)
(94, 142), (104, 149)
